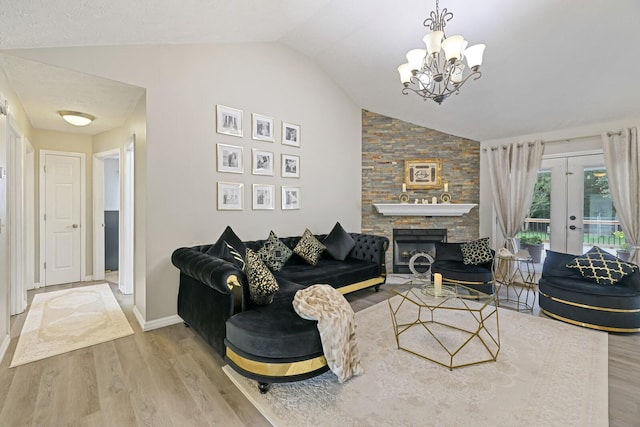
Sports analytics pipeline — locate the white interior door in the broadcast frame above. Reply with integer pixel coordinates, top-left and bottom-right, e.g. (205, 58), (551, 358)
(44, 153), (82, 286)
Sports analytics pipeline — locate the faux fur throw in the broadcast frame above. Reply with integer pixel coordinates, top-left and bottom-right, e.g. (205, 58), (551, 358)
(293, 284), (363, 383)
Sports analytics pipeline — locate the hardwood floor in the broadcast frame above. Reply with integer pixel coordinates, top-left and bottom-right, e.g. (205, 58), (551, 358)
(0, 277), (638, 426)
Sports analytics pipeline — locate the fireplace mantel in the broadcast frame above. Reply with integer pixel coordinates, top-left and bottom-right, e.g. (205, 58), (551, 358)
(373, 203), (477, 217)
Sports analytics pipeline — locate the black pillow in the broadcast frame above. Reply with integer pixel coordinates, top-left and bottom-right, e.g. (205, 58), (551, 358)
(207, 226), (246, 258)
(435, 242), (463, 262)
(323, 222), (356, 261)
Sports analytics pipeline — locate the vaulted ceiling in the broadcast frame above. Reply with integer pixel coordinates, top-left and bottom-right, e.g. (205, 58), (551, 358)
(1, 0), (639, 140)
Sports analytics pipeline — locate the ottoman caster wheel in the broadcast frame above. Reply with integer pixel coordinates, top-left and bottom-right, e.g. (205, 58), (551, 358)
(258, 382), (270, 394)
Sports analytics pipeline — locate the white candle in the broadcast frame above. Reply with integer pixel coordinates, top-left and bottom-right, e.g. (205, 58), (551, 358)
(432, 196), (438, 204)
(434, 273), (442, 295)
(444, 182), (449, 192)
(402, 183), (407, 193)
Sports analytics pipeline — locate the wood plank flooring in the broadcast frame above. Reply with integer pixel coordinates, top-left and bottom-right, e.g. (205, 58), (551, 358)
(0, 277), (637, 426)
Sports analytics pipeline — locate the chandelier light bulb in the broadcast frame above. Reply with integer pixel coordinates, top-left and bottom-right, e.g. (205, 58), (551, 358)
(441, 35), (465, 62)
(397, 63), (412, 85)
(423, 30), (444, 56)
(406, 49), (427, 72)
(464, 44), (486, 70)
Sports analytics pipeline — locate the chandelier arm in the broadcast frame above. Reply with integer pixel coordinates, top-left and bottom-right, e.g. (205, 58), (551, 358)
(446, 70), (483, 93)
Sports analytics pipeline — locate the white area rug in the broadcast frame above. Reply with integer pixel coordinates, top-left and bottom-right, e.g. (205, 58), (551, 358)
(11, 283), (134, 367)
(223, 296), (608, 426)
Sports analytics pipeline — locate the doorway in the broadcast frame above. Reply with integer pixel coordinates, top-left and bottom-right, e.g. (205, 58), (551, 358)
(39, 150), (86, 287)
(520, 152), (619, 266)
(93, 142), (134, 295)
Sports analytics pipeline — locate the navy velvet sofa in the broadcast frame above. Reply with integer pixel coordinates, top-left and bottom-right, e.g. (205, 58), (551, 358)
(538, 250), (640, 332)
(171, 230), (389, 390)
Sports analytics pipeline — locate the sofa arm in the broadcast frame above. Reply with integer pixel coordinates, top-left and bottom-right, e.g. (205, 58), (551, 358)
(171, 246), (244, 295)
(348, 233), (390, 268)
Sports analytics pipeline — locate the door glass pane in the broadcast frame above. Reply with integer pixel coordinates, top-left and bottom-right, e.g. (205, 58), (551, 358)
(583, 168), (625, 258)
(517, 170), (550, 269)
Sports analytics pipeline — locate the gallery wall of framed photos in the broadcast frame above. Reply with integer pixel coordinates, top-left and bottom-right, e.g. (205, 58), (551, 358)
(215, 104), (301, 211)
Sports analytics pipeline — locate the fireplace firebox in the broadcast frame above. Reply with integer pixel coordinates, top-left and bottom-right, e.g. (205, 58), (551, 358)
(393, 228), (447, 274)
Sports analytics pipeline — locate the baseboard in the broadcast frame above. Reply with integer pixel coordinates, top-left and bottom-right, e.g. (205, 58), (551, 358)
(132, 306), (183, 332)
(0, 334), (10, 365)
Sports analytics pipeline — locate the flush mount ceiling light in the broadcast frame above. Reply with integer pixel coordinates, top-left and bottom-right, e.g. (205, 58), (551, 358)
(58, 110), (95, 126)
(397, 0), (485, 104)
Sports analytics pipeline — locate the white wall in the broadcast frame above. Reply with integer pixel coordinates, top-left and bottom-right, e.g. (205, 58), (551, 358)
(104, 158), (119, 211)
(8, 43), (362, 323)
(479, 117), (640, 247)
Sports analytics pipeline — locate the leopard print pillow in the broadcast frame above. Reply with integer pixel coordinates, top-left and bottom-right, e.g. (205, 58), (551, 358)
(294, 229), (326, 265)
(258, 231), (293, 271)
(245, 248), (279, 305)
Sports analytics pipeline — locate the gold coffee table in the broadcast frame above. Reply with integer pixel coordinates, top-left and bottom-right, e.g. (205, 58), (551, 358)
(388, 280), (500, 370)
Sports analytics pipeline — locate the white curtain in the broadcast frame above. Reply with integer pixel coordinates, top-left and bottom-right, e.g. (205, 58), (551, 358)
(486, 141), (544, 253)
(602, 127), (640, 265)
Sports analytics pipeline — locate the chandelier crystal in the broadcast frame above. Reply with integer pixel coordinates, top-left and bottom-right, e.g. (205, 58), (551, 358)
(398, 0), (485, 104)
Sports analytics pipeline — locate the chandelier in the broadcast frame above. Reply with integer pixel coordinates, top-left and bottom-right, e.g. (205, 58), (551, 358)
(397, 0), (485, 104)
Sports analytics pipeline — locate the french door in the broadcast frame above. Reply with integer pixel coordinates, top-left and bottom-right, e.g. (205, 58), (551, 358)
(533, 153), (615, 257)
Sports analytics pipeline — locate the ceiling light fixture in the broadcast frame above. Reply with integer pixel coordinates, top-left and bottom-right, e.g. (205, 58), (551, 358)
(397, 0), (485, 105)
(58, 110), (95, 126)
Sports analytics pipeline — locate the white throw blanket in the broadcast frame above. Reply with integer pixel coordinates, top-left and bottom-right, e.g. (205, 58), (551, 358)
(293, 284), (363, 383)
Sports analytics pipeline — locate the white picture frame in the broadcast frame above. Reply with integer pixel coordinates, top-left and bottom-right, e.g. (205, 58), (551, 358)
(216, 105), (243, 137)
(282, 186), (300, 210)
(281, 154), (300, 178)
(282, 121), (301, 147)
(252, 184), (275, 210)
(216, 143), (244, 173)
(252, 113), (275, 142)
(217, 182), (244, 210)
(252, 149), (274, 176)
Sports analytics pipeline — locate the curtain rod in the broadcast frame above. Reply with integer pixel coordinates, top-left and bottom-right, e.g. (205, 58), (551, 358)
(482, 141), (544, 152)
(607, 131), (622, 137)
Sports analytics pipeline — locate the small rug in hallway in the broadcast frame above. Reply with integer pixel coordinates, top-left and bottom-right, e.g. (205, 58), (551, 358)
(11, 283), (134, 367)
(223, 296), (608, 427)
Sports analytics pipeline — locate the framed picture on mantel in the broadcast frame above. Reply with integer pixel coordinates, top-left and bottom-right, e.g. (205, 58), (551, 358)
(405, 159), (441, 189)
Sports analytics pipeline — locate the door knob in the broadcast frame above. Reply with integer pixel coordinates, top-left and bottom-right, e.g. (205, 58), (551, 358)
(569, 215), (576, 220)
(569, 225), (582, 230)
(72, 224), (79, 228)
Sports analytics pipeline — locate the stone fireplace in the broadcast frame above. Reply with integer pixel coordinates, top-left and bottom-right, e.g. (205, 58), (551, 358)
(392, 228), (448, 273)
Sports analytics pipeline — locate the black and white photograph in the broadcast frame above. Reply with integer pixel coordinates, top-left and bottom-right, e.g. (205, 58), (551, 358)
(282, 121), (301, 147)
(252, 149), (274, 176)
(216, 105), (243, 137)
(217, 182), (244, 210)
(252, 113), (275, 142)
(281, 154), (300, 178)
(282, 186), (300, 210)
(252, 184), (275, 210)
(217, 143), (243, 173)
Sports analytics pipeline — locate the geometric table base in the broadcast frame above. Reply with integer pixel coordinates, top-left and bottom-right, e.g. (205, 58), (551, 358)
(388, 283), (500, 370)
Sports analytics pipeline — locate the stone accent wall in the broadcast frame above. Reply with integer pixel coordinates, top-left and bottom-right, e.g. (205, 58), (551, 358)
(361, 110), (481, 271)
